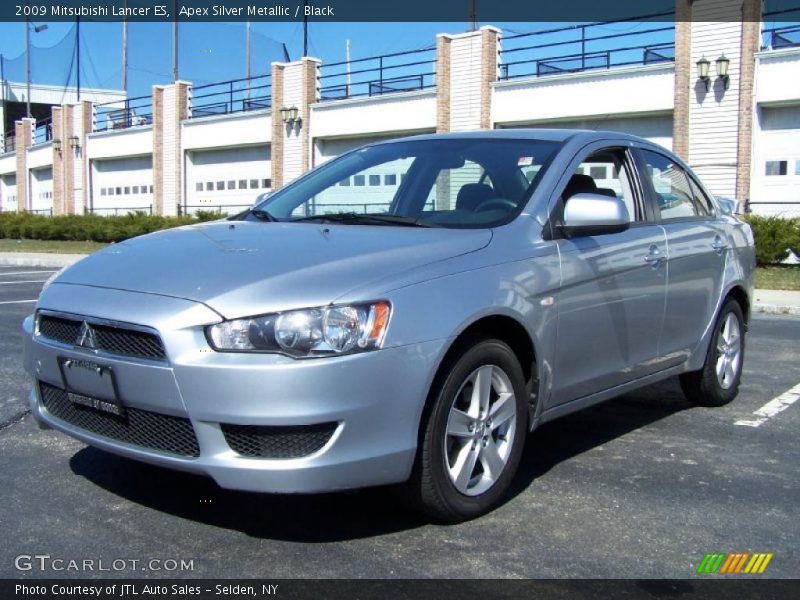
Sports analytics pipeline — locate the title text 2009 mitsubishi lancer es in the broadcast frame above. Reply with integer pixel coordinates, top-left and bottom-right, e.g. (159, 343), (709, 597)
(23, 130), (755, 521)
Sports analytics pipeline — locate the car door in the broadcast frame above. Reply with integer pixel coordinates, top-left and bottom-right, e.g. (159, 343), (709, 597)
(634, 148), (727, 367)
(550, 143), (668, 406)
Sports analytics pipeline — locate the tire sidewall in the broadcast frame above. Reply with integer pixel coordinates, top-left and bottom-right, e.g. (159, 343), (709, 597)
(706, 300), (746, 403)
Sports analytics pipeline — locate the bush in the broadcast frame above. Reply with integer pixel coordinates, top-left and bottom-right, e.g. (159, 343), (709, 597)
(743, 215), (800, 266)
(0, 211), (218, 244)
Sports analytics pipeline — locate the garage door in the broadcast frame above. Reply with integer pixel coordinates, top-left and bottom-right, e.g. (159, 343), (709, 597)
(185, 145), (271, 214)
(91, 155), (154, 215)
(504, 114), (673, 151)
(750, 105), (800, 217)
(0, 174), (16, 212)
(30, 167), (53, 214)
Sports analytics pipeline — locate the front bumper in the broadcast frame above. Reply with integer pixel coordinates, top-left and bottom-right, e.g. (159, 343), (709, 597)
(23, 285), (447, 494)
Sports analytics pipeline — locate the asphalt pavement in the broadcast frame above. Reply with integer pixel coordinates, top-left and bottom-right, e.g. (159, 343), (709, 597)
(1, 267), (798, 579)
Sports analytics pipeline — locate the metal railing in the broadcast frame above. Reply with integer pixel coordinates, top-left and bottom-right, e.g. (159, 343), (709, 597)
(762, 24), (800, 50)
(191, 74), (271, 118)
(33, 117), (53, 145)
(499, 11), (676, 81)
(95, 94), (153, 132)
(319, 46), (436, 102)
(28, 208), (53, 216)
(87, 205), (153, 216)
(1, 132), (14, 154)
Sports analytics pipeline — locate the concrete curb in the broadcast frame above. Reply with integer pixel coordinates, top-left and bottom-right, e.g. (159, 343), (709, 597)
(0, 253), (86, 268)
(753, 304), (800, 316)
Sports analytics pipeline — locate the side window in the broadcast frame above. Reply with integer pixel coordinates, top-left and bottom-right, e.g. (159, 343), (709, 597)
(423, 159), (490, 213)
(640, 150), (697, 220)
(562, 148), (638, 221)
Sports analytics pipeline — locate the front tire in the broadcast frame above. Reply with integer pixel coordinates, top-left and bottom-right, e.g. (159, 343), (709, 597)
(407, 339), (528, 522)
(680, 299), (745, 407)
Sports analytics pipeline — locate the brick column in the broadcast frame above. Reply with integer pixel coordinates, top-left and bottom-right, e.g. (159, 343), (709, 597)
(437, 26), (500, 133)
(436, 34), (452, 133)
(480, 27), (501, 129)
(14, 118), (34, 212)
(153, 81), (190, 215)
(51, 106), (64, 215)
(271, 57), (320, 187)
(672, 0), (693, 161)
(270, 63), (285, 189)
(736, 0), (762, 212)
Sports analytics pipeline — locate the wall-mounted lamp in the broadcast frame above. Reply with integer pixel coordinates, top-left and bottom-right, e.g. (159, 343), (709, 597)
(68, 135), (80, 150)
(52, 139), (62, 153)
(280, 106), (301, 127)
(696, 55), (711, 91)
(716, 54), (730, 89)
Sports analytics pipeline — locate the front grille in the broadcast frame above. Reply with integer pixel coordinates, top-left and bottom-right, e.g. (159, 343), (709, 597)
(37, 314), (167, 361)
(37, 315), (82, 345)
(39, 382), (200, 458)
(221, 422), (337, 459)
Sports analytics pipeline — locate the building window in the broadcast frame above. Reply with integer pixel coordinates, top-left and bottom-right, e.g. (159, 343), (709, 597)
(384, 174), (397, 185)
(149, 185), (153, 193)
(339, 178), (351, 187)
(124, 186), (130, 195)
(195, 182), (203, 192)
(765, 160), (787, 176)
(216, 181), (224, 191)
(250, 179), (258, 189)
(206, 182), (213, 191)
(369, 174), (381, 186)
(589, 166), (607, 180)
(115, 187), (122, 195)
(795, 160), (800, 176)
(239, 179), (247, 189)
(353, 175), (365, 187)
(100, 188), (107, 196)
(262, 178), (270, 188)
(132, 186), (139, 194)
(228, 180), (235, 190)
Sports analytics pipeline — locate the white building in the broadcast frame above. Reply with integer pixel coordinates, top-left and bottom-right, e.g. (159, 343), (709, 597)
(1, 0), (798, 218)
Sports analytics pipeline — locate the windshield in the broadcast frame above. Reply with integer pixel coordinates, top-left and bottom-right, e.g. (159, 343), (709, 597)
(254, 138), (562, 228)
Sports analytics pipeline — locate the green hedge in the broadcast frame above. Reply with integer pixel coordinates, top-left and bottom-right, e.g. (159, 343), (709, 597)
(0, 211), (227, 244)
(743, 215), (800, 267)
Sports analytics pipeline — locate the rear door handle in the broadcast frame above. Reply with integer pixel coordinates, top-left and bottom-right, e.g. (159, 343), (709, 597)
(711, 236), (729, 254)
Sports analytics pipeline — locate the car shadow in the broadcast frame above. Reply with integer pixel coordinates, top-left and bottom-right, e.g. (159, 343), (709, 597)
(69, 377), (691, 541)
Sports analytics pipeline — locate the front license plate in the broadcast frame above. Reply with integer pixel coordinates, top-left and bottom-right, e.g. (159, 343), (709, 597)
(58, 357), (125, 417)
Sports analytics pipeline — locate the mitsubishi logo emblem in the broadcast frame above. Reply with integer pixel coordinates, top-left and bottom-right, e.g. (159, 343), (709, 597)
(76, 321), (96, 349)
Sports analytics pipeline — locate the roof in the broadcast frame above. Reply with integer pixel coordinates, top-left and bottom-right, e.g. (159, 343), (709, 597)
(377, 128), (649, 145)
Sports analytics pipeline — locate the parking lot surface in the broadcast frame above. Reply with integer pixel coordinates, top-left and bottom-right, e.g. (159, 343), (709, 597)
(1, 266), (798, 579)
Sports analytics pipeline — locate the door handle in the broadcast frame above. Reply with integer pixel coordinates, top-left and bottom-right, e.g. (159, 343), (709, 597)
(711, 236), (729, 254)
(644, 245), (665, 267)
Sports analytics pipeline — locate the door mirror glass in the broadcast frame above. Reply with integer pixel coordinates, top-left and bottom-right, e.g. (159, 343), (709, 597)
(561, 193), (630, 237)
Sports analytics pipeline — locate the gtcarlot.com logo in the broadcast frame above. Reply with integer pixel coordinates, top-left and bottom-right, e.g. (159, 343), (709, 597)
(14, 554), (195, 572)
(696, 552), (773, 574)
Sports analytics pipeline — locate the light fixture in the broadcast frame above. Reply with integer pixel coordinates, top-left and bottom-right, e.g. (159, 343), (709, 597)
(279, 107), (291, 123)
(696, 56), (711, 91)
(52, 139), (62, 153)
(68, 135), (80, 149)
(287, 106), (299, 122)
(716, 54), (730, 89)
(279, 106), (301, 127)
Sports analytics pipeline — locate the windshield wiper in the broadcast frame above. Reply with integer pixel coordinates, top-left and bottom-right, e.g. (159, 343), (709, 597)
(290, 212), (436, 227)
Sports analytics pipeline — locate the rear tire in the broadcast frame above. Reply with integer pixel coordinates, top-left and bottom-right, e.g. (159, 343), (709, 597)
(406, 339), (528, 522)
(680, 299), (745, 407)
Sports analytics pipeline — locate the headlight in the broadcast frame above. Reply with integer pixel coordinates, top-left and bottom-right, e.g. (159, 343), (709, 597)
(206, 301), (391, 358)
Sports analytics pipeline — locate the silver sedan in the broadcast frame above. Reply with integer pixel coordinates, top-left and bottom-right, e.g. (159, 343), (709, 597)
(23, 130), (755, 521)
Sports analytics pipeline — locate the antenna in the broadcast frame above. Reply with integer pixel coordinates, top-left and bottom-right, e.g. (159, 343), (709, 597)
(122, 1), (128, 93)
(469, 0), (477, 32)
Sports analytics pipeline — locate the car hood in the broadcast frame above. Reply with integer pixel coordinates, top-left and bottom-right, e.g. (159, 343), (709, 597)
(56, 221), (492, 319)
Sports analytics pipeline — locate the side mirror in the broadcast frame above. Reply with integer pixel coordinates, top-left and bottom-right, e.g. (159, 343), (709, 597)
(560, 193), (630, 237)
